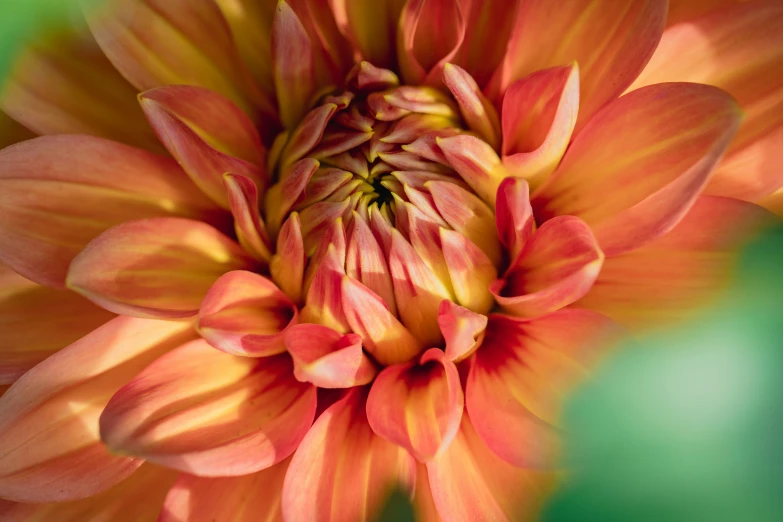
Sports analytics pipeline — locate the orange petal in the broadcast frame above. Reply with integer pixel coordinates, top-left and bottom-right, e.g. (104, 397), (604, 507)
(442, 63), (500, 149)
(265, 158), (320, 237)
(279, 103), (337, 169)
(346, 211), (397, 315)
(159, 458), (290, 522)
(490, 0), (667, 129)
(328, 0), (406, 69)
(631, 1), (783, 202)
(437, 299), (488, 363)
(282, 387), (417, 522)
(198, 270), (298, 357)
(440, 229), (497, 315)
(273, 0), (317, 128)
(100, 343), (316, 476)
(67, 218), (255, 318)
(139, 86), (267, 207)
(87, 0), (273, 119)
(437, 134), (508, 207)
(667, 0), (743, 26)
(0, 316), (195, 502)
(286, 323), (377, 388)
(0, 463), (177, 522)
(223, 174), (272, 263)
(493, 216), (603, 318)
(494, 177), (534, 266)
(0, 265), (114, 384)
(501, 64), (579, 188)
(301, 243), (351, 333)
(342, 276), (423, 366)
(397, 0), (466, 85)
(532, 83), (742, 256)
(466, 311), (622, 467)
(0, 135), (223, 288)
(367, 348), (463, 461)
(271, 213), (307, 304)
(426, 413), (556, 522)
(577, 195), (778, 330)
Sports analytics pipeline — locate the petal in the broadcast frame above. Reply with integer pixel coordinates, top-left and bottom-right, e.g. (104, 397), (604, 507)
(466, 311), (622, 468)
(501, 64), (580, 188)
(100, 342), (316, 476)
(493, 216), (604, 318)
(139, 86), (267, 207)
(273, 0), (316, 128)
(577, 195), (779, 330)
(442, 63), (501, 149)
(159, 458), (291, 522)
(0, 112), (35, 149)
(279, 103), (337, 170)
(440, 229), (497, 315)
(490, 0), (667, 128)
(345, 211), (397, 315)
(437, 134), (508, 207)
(224, 174), (272, 263)
(265, 158), (320, 237)
(67, 218), (255, 318)
(328, 0), (406, 68)
(0, 316), (195, 502)
(494, 177), (534, 265)
(426, 413), (556, 522)
(532, 83), (742, 256)
(0, 135), (222, 288)
(0, 265), (114, 384)
(301, 243), (351, 333)
(367, 348), (463, 461)
(282, 387), (417, 522)
(631, 1), (783, 202)
(271, 213), (307, 304)
(342, 276), (423, 366)
(437, 300), (488, 363)
(0, 464), (177, 522)
(198, 270), (298, 357)
(286, 323), (377, 388)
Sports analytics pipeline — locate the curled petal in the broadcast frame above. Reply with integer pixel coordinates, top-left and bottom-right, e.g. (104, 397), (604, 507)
(493, 216), (603, 318)
(438, 300), (488, 363)
(438, 134), (508, 207)
(282, 387), (417, 522)
(286, 323), (377, 388)
(100, 343), (316, 476)
(467, 311), (622, 468)
(223, 174), (272, 263)
(67, 218), (255, 318)
(502, 64), (579, 188)
(271, 213), (307, 303)
(273, 0), (316, 128)
(0, 317), (195, 502)
(198, 270), (298, 357)
(440, 229), (497, 315)
(532, 83), (742, 256)
(442, 63), (501, 149)
(495, 177), (534, 265)
(367, 348), (463, 461)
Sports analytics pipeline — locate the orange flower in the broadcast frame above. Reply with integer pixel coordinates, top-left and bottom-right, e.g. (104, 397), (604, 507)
(0, 0), (781, 520)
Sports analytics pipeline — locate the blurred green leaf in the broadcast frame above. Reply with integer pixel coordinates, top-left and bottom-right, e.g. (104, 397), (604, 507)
(375, 488), (416, 522)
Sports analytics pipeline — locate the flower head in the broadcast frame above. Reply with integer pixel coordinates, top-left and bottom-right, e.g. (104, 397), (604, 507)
(0, 0), (781, 520)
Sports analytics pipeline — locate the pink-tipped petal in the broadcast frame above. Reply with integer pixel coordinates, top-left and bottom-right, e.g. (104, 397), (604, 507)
(280, 103), (338, 169)
(301, 244), (351, 333)
(265, 158), (320, 237)
(223, 174), (272, 263)
(437, 134), (508, 207)
(438, 300), (488, 363)
(440, 229), (497, 315)
(273, 0), (317, 128)
(100, 343), (316, 476)
(442, 63), (501, 149)
(495, 177), (535, 265)
(346, 212), (397, 315)
(271, 213), (307, 304)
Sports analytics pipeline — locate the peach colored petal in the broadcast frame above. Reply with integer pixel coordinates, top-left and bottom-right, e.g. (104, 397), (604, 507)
(440, 229), (497, 315)
(494, 177), (534, 266)
(100, 342), (316, 476)
(437, 300), (488, 363)
(279, 104), (337, 169)
(0, 316), (195, 502)
(223, 174), (272, 263)
(301, 243), (351, 333)
(271, 213), (307, 304)
(345, 211), (397, 315)
(442, 63), (500, 149)
(273, 0), (317, 128)
(437, 134), (508, 207)
(265, 158), (320, 237)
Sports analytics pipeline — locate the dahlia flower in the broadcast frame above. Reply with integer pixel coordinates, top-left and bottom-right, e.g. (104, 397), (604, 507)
(0, 0), (780, 520)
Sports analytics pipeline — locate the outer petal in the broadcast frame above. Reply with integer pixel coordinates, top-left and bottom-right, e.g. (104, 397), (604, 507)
(0, 317), (195, 502)
(426, 414), (555, 522)
(0, 464), (177, 522)
(532, 83), (742, 256)
(577, 195), (778, 330)
(443, 63), (501, 150)
(492, 216), (604, 318)
(198, 270), (298, 357)
(328, 0), (406, 68)
(490, 0), (667, 128)
(282, 387), (417, 522)
(437, 300), (488, 363)
(0, 135), (222, 288)
(159, 458), (291, 522)
(437, 134), (508, 207)
(67, 218), (255, 318)
(100, 342), (316, 476)
(631, 1), (783, 202)
(494, 177), (534, 265)
(0, 265), (114, 384)
(285, 323), (377, 388)
(466, 311), (622, 468)
(367, 348), (463, 461)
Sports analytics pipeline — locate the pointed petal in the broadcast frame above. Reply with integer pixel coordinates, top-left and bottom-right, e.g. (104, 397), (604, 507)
(438, 299), (488, 363)
(159, 458), (290, 522)
(493, 216), (603, 318)
(490, 0), (667, 129)
(265, 158), (320, 237)
(279, 103), (337, 169)
(502, 64), (579, 188)
(467, 311), (622, 467)
(0, 317), (195, 502)
(271, 213), (307, 304)
(198, 270), (297, 357)
(440, 229), (497, 315)
(282, 387), (417, 522)
(0, 266), (114, 384)
(0, 135), (223, 288)
(367, 348), (463, 461)
(346, 212), (397, 315)
(286, 324), (377, 388)
(223, 174), (272, 263)
(301, 244), (351, 333)
(577, 195), (778, 330)
(328, 0), (406, 68)
(442, 63), (500, 149)
(100, 343), (316, 476)
(67, 218), (255, 318)
(273, 0), (316, 128)
(437, 134), (508, 207)
(495, 177), (534, 265)
(426, 414), (556, 522)
(532, 83), (742, 256)
(631, 1), (783, 202)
